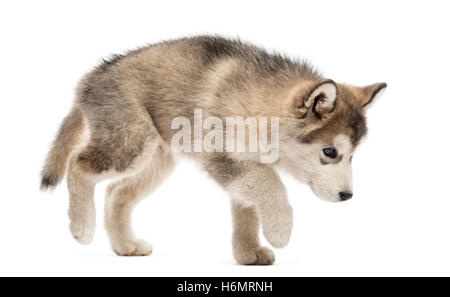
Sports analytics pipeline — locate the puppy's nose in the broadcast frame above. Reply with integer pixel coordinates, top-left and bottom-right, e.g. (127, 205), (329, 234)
(339, 192), (353, 201)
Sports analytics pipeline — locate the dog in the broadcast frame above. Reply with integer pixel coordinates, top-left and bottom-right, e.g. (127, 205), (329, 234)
(41, 36), (386, 265)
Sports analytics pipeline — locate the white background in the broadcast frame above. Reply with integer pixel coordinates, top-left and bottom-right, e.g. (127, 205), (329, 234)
(1, 0), (449, 276)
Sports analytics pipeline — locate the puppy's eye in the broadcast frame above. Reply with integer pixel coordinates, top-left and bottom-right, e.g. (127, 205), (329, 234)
(323, 147), (337, 159)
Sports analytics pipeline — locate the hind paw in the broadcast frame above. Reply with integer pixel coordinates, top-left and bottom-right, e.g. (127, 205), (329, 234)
(112, 239), (153, 256)
(69, 216), (95, 245)
(68, 197), (96, 245)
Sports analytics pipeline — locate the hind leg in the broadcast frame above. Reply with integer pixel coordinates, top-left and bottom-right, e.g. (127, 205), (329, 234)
(66, 104), (161, 245)
(67, 157), (100, 244)
(67, 137), (160, 244)
(105, 144), (175, 256)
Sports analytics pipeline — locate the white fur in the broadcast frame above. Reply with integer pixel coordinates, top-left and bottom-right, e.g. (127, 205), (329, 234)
(279, 134), (353, 202)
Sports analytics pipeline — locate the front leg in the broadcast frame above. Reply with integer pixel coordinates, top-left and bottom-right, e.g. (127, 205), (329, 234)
(231, 199), (275, 265)
(204, 155), (293, 262)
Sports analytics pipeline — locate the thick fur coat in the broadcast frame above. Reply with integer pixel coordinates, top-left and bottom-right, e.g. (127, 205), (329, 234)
(41, 36), (386, 264)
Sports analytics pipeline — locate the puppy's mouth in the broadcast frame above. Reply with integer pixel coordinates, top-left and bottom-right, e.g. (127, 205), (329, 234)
(308, 182), (340, 203)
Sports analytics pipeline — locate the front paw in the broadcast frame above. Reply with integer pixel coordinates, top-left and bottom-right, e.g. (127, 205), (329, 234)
(234, 246), (275, 265)
(112, 238), (153, 256)
(262, 205), (293, 248)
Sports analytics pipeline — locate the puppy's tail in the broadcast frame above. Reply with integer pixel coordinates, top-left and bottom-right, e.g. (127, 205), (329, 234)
(40, 106), (84, 191)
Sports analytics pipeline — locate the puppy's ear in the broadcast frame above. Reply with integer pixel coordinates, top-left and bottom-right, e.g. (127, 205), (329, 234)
(358, 82), (387, 110)
(292, 79), (338, 119)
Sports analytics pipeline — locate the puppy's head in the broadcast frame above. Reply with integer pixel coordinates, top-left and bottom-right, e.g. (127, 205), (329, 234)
(280, 79), (387, 202)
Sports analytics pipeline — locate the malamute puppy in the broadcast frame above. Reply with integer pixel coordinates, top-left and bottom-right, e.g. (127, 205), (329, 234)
(41, 36), (386, 265)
